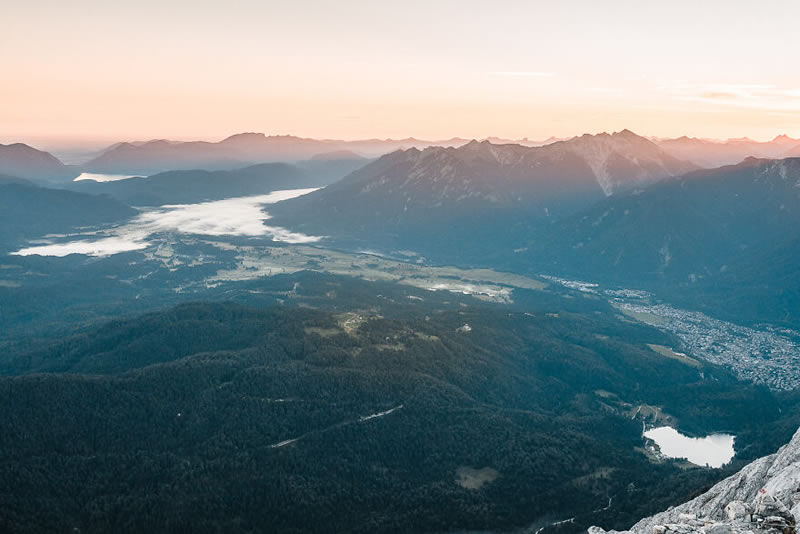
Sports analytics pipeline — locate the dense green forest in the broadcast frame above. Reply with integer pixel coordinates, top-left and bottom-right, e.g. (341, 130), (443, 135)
(1, 275), (798, 533)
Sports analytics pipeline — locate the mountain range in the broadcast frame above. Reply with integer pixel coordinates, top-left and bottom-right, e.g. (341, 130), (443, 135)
(74, 132), (800, 176)
(259, 137), (800, 329)
(3, 131), (799, 184)
(78, 133), (575, 175)
(269, 130), (696, 243)
(655, 135), (800, 168)
(79, 134), (462, 175)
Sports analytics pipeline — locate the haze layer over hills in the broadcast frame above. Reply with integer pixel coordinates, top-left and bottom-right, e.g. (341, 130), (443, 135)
(655, 135), (800, 168)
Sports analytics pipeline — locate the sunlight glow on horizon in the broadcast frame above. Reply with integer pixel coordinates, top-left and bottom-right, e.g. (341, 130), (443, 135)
(3, 0), (800, 147)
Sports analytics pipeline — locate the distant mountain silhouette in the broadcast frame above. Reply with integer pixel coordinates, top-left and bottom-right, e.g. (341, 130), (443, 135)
(656, 135), (800, 168)
(0, 143), (79, 183)
(82, 139), (247, 175)
(81, 133), (457, 175)
(80, 133), (561, 175)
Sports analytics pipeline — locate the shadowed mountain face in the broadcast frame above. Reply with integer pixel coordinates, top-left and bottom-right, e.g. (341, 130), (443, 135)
(294, 154), (371, 186)
(68, 162), (353, 206)
(270, 130), (695, 245)
(0, 143), (80, 183)
(656, 135), (800, 168)
(0, 183), (136, 251)
(535, 157), (800, 279)
(520, 157), (800, 326)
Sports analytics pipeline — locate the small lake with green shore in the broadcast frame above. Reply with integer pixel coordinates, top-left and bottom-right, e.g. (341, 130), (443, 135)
(644, 426), (735, 468)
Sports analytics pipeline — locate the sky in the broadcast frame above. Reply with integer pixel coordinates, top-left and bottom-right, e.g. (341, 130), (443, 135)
(3, 0), (800, 148)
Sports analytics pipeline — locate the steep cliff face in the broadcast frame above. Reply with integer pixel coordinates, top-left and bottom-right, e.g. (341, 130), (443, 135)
(591, 428), (800, 534)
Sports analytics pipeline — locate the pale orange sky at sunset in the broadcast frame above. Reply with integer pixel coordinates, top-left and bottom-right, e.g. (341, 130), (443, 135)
(3, 0), (800, 148)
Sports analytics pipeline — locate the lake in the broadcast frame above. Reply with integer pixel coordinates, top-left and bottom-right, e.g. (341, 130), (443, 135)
(644, 426), (735, 468)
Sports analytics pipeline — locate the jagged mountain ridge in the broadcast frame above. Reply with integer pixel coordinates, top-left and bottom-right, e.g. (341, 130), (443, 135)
(94, 129), (800, 178)
(6, 132), (798, 182)
(550, 130), (697, 195)
(270, 130), (695, 237)
(79, 132), (616, 175)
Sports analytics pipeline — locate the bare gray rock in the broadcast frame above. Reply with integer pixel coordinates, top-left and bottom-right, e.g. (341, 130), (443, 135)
(725, 501), (752, 522)
(706, 524), (733, 534)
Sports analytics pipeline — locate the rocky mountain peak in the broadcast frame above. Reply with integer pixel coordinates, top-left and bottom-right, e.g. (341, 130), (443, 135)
(772, 134), (795, 144)
(613, 129), (639, 138)
(220, 132), (267, 143)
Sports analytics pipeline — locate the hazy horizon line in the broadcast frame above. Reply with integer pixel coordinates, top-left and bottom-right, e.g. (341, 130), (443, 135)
(3, 128), (800, 153)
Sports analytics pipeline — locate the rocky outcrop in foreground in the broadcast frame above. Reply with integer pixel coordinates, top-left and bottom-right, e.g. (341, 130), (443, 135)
(591, 427), (800, 534)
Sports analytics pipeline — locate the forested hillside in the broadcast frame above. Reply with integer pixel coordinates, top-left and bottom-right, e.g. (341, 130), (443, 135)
(1, 291), (798, 533)
(0, 183), (136, 252)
